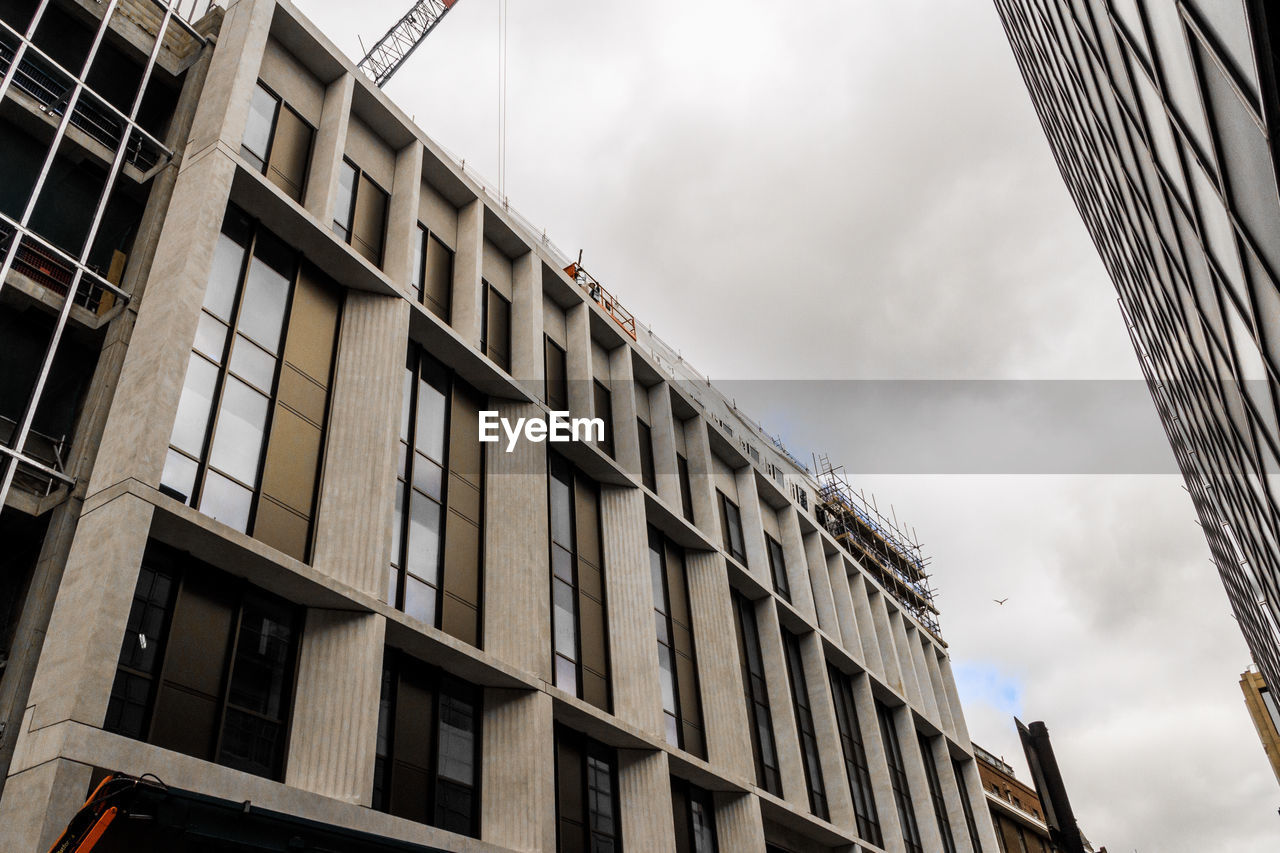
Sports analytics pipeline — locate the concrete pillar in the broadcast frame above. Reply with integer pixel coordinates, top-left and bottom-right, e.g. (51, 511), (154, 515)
(736, 470), (772, 588)
(714, 790), (767, 850)
(958, 756), (1001, 852)
(827, 551), (864, 665)
(88, 151), (239, 493)
(599, 486), (663, 737)
(608, 346), (641, 475)
(510, 252), (543, 395)
(0, 757), (94, 853)
(683, 418), (718, 538)
(850, 574), (885, 678)
(385, 142), (423, 290)
(938, 655), (973, 746)
(930, 737), (973, 853)
(451, 199), (485, 349)
(923, 648), (956, 738)
(482, 688), (556, 851)
(779, 508), (817, 621)
(310, 293), (408, 598)
(618, 749), (677, 853)
(895, 705), (944, 853)
(852, 677), (905, 853)
(804, 530), (841, 642)
(870, 592), (905, 698)
(285, 610), (385, 804)
(801, 633), (855, 829)
(890, 613), (925, 711)
(685, 551), (754, 780)
(755, 599), (806, 811)
(907, 628), (941, 723)
(649, 384), (681, 508)
(483, 400), (551, 681)
(566, 303), (593, 422)
(303, 72), (354, 222)
(185, 0), (274, 155)
(20, 494), (153, 733)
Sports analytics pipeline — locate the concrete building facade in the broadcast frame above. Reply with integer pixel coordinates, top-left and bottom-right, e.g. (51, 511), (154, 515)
(0, 1), (1000, 850)
(993, 2), (1280, 693)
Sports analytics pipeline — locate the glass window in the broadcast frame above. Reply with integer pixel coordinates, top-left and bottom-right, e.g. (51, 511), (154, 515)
(829, 666), (882, 847)
(545, 336), (568, 411)
(765, 534), (790, 601)
(718, 491), (746, 564)
(1142, 0), (1213, 163)
(877, 701), (923, 853)
(649, 527), (704, 757)
(672, 777), (718, 853)
(919, 731), (957, 853)
(169, 353), (219, 457)
(207, 377), (269, 485)
(638, 419), (657, 491)
(593, 381), (614, 458)
(332, 160), (357, 241)
(199, 470), (253, 532)
(1132, 60), (1190, 206)
(241, 83), (277, 171)
(732, 591), (781, 795)
(238, 252), (291, 352)
(556, 728), (620, 853)
(782, 631), (827, 820)
(1184, 0), (1259, 104)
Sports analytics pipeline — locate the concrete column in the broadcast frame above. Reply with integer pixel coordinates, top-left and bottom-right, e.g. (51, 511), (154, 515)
(685, 551), (754, 780)
(451, 199), (485, 348)
(958, 756), (1001, 852)
(303, 73), (354, 222)
(385, 142), (423, 290)
(802, 633), (855, 830)
(930, 737), (973, 853)
(827, 551), (864, 665)
(870, 592), (905, 698)
(779, 508), (817, 621)
(285, 610), (385, 804)
(0, 757), (94, 853)
(608, 346), (641, 475)
(483, 400), (551, 681)
(20, 494), (153, 733)
(683, 418), (718, 538)
(890, 613), (925, 711)
(566, 303), (593, 421)
(618, 749), (677, 853)
(923, 648), (956, 738)
(599, 486), (663, 737)
(850, 574), (885, 678)
(185, 0), (274, 155)
(482, 688), (556, 851)
(852, 677), (905, 853)
(310, 293), (408, 598)
(736, 470), (771, 588)
(510, 252), (543, 396)
(937, 655), (973, 746)
(649, 384), (681, 507)
(907, 628), (941, 723)
(804, 530), (841, 642)
(895, 705), (944, 853)
(755, 599), (806, 811)
(88, 151), (239, 493)
(714, 790), (767, 850)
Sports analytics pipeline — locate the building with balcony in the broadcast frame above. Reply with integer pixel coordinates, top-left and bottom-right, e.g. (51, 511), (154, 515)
(0, 1), (1001, 851)
(993, 2), (1280, 696)
(1240, 666), (1280, 785)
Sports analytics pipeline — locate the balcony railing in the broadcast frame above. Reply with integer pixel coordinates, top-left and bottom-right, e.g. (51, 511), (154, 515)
(0, 417), (70, 498)
(0, 218), (126, 314)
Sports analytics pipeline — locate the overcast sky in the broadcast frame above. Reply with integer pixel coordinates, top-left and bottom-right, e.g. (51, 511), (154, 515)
(299, 0), (1279, 847)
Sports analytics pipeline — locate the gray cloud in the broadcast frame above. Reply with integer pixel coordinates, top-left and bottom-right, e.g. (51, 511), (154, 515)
(299, 0), (1280, 847)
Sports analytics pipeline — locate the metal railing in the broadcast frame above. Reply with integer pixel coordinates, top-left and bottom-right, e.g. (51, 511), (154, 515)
(0, 217), (126, 314)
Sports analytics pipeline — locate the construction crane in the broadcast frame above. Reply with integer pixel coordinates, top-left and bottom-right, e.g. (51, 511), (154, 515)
(357, 0), (462, 87)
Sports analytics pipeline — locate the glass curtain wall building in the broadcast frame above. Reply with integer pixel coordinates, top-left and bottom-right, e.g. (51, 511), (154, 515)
(994, 0), (1280, 691)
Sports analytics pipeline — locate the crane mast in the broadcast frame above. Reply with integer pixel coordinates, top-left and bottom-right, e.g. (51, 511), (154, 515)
(357, 0), (460, 88)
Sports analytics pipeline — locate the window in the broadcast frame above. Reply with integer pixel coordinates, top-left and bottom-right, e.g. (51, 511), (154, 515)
(648, 526), (705, 757)
(161, 207), (341, 562)
(672, 777), (718, 853)
(828, 666), (882, 846)
(105, 544), (300, 781)
(481, 282), (511, 371)
(677, 453), (695, 523)
(876, 701), (923, 853)
(731, 591), (781, 795)
(782, 631), (827, 819)
(372, 650), (481, 837)
(593, 380), (614, 458)
(919, 731), (956, 853)
(241, 82), (313, 203)
(718, 491), (746, 565)
(332, 159), (388, 267)
(389, 347), (485, 646)
(544, 336), (568, 411)
(412, 224), (453, 320)
(765, 534), (790, 601)
(638, 419), (657, 491)
(952, 758), (983, 852)
(556, 727), (621, 853)
(549, 453), (610, 711)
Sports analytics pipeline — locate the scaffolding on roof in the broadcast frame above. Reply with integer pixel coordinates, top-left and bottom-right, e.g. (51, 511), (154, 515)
(813, 453), (941, 639)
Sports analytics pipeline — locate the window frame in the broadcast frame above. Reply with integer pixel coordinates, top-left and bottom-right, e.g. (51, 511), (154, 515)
(718, 490), (747, 565)
(764, 533), (791, 601)
(731, 591), (781, 796)
(781, 630), (827, 820)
